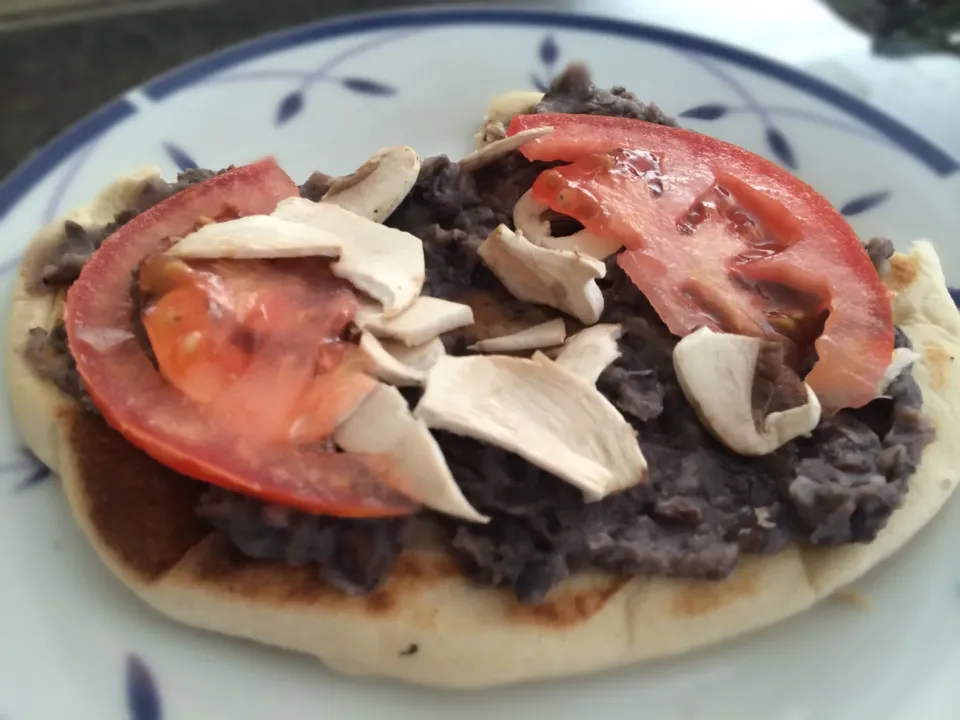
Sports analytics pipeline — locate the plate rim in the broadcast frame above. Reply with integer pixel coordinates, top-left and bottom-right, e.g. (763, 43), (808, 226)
(2, 7), (959, 715)
(0, 5), (956, 221)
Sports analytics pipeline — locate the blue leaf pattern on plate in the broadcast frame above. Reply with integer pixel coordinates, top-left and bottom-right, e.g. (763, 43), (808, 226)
(530, 72), (549, 93)
(679, 103), (729, 121)
(7, 446), (50, 493)
(126, 654), (162, 720)
(839, 190), (891, 216)
(13, 465), (50, 493)
(163, 143), (198, 172)
(539, 34), (559, 65)
(275, 91), (304, 125)
(339, 77), (396, 96)
(765, 127), (797, 169)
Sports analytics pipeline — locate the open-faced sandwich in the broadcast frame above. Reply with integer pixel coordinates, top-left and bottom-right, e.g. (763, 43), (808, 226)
(7, 64), (960, 688)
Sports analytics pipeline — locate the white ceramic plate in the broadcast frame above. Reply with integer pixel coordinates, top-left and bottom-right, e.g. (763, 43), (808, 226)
(1, 8), (958, 720)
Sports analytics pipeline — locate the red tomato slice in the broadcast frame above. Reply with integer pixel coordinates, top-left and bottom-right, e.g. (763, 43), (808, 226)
(290, 356), (379, 443)
(65, 159), (417, 517)
(143, 281), (251, 404)
(508, 114), (893, 413)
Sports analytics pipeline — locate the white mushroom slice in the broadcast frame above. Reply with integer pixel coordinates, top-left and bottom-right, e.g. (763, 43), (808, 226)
(335, 384), (488, 523)
(468, 318), (566, 353)
(321, 145), (420, 222)
(414, 353), (647, 500)
(355, 296), (474, 347)
(165, 215), (342, 259)
(475, 90), (544, 148)
(273, 198), (424, 316)
(877, 347), (921, 396)
(513, 190), (623, 260)
(673, 327), (821, 456)
(358, 332), (447, 386)
(380, 336), (446, 372)
(556, 324), (622, 384)
(460, 127), (554, 172)
(478, 224), (605, 325)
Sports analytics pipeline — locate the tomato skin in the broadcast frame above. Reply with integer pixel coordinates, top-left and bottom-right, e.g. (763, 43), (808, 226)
(65, 159), (418, 517)
(508, 114), (893, 413)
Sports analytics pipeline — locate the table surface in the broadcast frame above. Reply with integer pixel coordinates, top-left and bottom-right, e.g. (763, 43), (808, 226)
(3, 0), (959, 181)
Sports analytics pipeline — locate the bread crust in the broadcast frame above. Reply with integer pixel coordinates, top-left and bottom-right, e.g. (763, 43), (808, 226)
(7, 173), (959, 689)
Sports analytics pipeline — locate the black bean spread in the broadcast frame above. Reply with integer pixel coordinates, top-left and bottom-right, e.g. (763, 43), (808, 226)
(27, 65), (934, 603)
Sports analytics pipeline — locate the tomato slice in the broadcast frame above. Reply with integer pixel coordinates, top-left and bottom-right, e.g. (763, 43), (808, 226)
(507, 114), (893, 413)
(65, 159), (417, 517)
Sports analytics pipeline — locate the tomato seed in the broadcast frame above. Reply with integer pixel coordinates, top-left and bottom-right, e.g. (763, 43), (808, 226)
(180, 331), (202, 354)
(768, 314), (797, 334)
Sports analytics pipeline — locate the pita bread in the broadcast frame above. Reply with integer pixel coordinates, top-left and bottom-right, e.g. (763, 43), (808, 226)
(5, 173), (960, 689)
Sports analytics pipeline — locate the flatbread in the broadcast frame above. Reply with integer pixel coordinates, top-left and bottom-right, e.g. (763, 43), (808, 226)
(5, 174), (960, 689)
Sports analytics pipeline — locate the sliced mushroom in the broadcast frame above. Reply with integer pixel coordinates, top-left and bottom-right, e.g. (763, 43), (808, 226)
(414, 353), (647, 500)
(468, 318), (566, 353)
(673, 327), (821, 456)
(380, 336), (446, 372)
(320, 145), (420, 222)
(459, 127), (554, 172)
(355, 296), (474, 347)
(165, 215), (342, 259)
(335, 384), (488, 523)
(878, 347), (921, 396)
(475, 90), (544, 148)
(513, 190), (623, 260)
(555, 324), (622, 384)
(477, 224), (605, 325)
(272, 198), (424, 317)
(358, 332), (445, 386)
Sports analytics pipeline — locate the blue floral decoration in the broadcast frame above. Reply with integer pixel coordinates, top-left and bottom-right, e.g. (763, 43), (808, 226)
(163, 143), (199, 173)
(679, 103), (728, 121)
(6, 447), (50, 493)
(523, 34), (893, 219)
(678, 53), (801, 170)
(126, 654), (162, 720)
(764, 127), (796, 169)
(200, 30), (413, 128)
(839, 190), (892, 217)
(275, 92), (305, 125)
(530, 34), (559, 92)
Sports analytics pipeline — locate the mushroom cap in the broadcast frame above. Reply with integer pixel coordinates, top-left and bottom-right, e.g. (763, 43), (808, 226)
(555, 324), (622, 384)
(354, 296), (475, 347)
(460, 127), (554, 173)
(358, 332), (445, 387)
(513, 190), (623, 260)
(335, 384), (488, 523)
(468, 318), (566, 353)
(273, 198), (425, 317)
(477, 224), (605, 325)
(673, 327), (822, 456)
(320, 145), (420, 223)
(414, 352), (647, 500)
(165, 215), (342, 260)
(474, 90), (544, 148)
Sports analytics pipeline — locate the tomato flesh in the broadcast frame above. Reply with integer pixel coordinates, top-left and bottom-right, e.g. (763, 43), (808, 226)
(508, 114), (893, 412)
(140, 255), (376, 445)
(65, 159), (417, 517)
